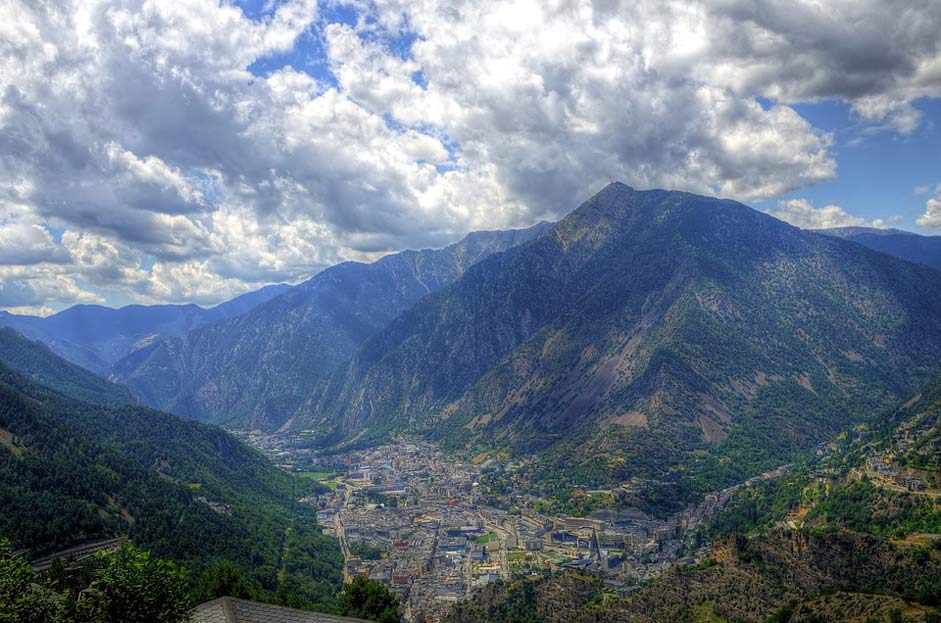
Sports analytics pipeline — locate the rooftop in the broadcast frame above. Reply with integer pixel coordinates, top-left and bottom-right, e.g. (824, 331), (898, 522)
(191, 597), (370, 623)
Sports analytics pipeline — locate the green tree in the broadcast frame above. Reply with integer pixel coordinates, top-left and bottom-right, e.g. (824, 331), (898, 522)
(66, 544), (191, 623)
(192, 560), (260, 602)
(337, 576), (401, 623)
(0, 538), (62, 623)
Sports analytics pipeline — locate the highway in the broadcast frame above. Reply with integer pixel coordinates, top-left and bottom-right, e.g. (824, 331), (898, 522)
(30, 537), (127, 572)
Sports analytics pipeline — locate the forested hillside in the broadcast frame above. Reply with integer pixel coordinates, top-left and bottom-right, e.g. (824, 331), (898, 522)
(0, 362), (342, 609)
(447, 531), (941, 623)
(0, 328), (133, 406)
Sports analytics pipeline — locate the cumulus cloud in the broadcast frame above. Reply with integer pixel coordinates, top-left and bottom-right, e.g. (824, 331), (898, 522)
(1, 0), (939, 312)
(0, 223), (69, 265)
(766, 199), (884, 230)
(327, 1), (836, 218)
(0, 266), (103, 310)
(917, 188), (941, 228)
(677, 0), (941, 134)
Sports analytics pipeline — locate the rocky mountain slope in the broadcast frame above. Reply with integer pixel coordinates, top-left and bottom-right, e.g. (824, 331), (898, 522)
(0, 283), (290, 373)
(298, 183), (941, 498)
(112, 223), (550, 429)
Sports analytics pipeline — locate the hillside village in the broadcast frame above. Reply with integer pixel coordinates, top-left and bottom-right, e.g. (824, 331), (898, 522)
(858, 407), (940, 495)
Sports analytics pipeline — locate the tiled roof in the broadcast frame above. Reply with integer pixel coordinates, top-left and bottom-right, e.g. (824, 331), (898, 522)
(191, 597), (372, 623)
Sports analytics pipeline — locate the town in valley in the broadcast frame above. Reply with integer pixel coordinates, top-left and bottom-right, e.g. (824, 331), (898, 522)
(237, 434), (792, 622)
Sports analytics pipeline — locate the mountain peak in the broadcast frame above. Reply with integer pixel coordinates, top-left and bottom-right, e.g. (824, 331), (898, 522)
(553, 183), (789, 266)
(582, 180), (638, 206)
(599, 180), (635, 192)
(290, 183), (941, 512)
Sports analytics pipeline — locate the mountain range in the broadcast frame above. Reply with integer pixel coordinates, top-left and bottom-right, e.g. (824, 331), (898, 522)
(820, 226), (941, 271)
(111, 222), (551, 429)
(0, 283), (290, 373)
(5, 181), (941, 617)
(11, 183), (941, 508)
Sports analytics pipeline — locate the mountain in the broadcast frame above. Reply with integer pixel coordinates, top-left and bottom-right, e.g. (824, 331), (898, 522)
(0, 327), (133, 406)
(819, 226), (941, 271)
(297, 183), (941, 505)
(0, 358), (342, 609)
(111, 222), (552, 429)
(0, 283), (290, 373)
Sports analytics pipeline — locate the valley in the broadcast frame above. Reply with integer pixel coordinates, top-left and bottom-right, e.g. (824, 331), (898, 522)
(241, 434), (797, 622)
(222, 360), (941, 622)
(3, 185), (941, 622)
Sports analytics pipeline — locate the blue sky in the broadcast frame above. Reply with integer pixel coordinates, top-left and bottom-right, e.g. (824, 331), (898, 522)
(2, 0), (941, 314)
(759, 98), (941, 230)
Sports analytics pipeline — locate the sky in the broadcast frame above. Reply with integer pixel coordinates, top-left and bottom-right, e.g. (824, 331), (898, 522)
(1, 0), (940, 315)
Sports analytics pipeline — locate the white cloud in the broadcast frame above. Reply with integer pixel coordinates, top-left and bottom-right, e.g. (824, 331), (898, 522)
(1, 0), (939, 312)
(0, 265), (102, 309)
(0, 223), (69, 265)
(917, 197), (941, 229)
(333, 0), (837, 217)
(766, 198), (884, 230)
(673, 0), (941, 134)
(2, 306), (56, 318)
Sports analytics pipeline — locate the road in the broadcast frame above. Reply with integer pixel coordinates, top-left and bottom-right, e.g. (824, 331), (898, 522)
(853, 467), (941, 499)
(30, 537), (127, 572)
(333, 478), (360, 582)
(484, 521), (512, 578)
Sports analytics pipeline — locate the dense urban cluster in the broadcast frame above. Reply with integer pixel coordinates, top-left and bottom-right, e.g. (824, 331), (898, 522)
(242, 435), (793, 622)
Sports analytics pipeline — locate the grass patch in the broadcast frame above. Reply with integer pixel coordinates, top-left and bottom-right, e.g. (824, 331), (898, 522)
(692, 601), (728, 622)
(298, 470), (338, 481)
(0, 427), (21, 457)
